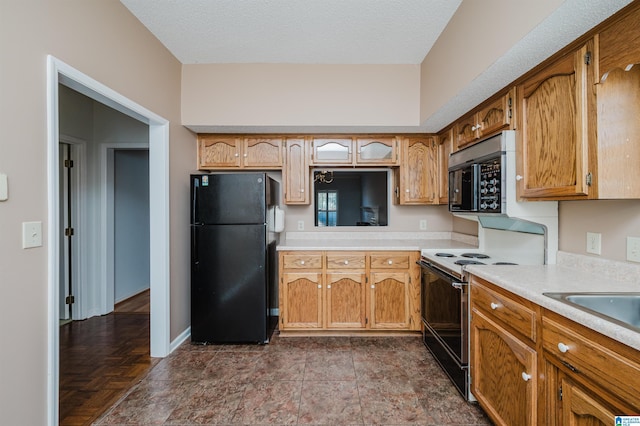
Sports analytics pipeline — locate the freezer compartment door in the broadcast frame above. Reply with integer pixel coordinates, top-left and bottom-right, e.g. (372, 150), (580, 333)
(191, 223), (270, 343)
(191, 173), (268, 225)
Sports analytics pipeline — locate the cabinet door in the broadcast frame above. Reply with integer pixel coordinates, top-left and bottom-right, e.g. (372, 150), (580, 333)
(283, 138), (309, 205)
(470, 307), (537, 426)
(596, 5), (640, 199)
(518, 40), (595, 199)
(326, 272), (366, 328)
(437, 129), (453, 204)
(560, 376), (624, 426)
(455, 114), (479, 149)
(311, 138), (353, 164)
(280, 272), (323, 329)
(369, 271), (409, 329)
(398, 137), (438, 205)
(197, 135), (241, 169)
(355, 137), (398, 165)
(243, 137), (283, 168)
(477, 93), (512, 138)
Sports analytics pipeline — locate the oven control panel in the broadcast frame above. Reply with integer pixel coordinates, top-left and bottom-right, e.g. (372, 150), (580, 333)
(479, 159), (501, 212)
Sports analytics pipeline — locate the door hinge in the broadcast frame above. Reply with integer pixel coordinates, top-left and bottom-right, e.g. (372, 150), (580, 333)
(558, 385), (563, 401)
(586, 172), (592, 186)
(64, 227), (74, 237)
(64, 159), (74, 168)
(584, 51), (592, 65)
(365, 276), (368, 284)
(508, 97), (513, 119)
(365, 317), (368, 324)
(65, 295), (75, 305)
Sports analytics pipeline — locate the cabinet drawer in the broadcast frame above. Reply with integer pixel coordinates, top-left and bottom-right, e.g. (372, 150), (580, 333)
(471, 281), (536, 342)
(282, 253), (322, 269)
(543, 316), (640, 409)
(326, 253), (365, 269)
(369, 253), (410, 269)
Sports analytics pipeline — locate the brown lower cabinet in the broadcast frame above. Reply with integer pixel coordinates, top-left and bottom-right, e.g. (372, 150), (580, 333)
(469, 275), (640, 426)
(278, 250), (420, 332)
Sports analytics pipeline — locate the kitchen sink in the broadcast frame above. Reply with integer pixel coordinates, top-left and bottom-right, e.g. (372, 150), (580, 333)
(543, 292), (640, 332)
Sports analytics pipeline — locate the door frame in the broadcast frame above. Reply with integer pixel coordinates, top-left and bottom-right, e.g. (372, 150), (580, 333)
(46, 56), (171, 426)
(58, 136), (86, 320)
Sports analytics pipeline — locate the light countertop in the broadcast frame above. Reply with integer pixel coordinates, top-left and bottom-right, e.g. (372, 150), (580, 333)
(465, 261), (640, 351)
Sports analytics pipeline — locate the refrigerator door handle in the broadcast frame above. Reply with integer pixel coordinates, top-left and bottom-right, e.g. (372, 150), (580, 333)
(191, 226), (199, 266)
(192, 177), (199, 224)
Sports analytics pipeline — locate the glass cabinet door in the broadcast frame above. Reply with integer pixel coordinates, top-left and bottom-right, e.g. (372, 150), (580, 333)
(356, 138), (398, 165)
(312, 138), (353, 164)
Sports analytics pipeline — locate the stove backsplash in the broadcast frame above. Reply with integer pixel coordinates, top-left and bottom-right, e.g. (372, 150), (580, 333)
(479, 227), (546, 265)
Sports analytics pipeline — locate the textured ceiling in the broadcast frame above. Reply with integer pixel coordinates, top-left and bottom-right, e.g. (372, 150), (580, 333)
(119, 0), (463, 64)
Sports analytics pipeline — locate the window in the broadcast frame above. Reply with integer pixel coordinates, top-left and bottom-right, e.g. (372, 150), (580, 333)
(316, 190), (338, 226)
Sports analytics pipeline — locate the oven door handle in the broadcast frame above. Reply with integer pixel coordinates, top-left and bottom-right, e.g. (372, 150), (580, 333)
(420, 261), (466, 285)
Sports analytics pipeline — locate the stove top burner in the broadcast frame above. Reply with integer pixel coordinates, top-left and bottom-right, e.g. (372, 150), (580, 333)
(493, 262), (518, 265)
(435, 252), (456, 257)
(461, 253), (490, 259)
(454, 259), (486, 266)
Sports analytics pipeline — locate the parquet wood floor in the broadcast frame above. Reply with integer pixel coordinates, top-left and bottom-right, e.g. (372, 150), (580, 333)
(59, 290), (156, 426)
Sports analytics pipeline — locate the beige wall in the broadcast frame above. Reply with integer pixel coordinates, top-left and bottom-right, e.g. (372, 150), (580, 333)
(559, 200), (640, 262)
(0, 1), (194, 423)
(182, 64), (421, 128)
(419, 0), (563, 125)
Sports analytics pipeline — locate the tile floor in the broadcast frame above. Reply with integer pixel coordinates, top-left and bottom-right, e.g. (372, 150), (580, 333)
(95, 334), (491, 425)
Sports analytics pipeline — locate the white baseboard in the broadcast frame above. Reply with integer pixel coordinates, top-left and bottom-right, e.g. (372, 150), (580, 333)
(169, 326), (191, 354)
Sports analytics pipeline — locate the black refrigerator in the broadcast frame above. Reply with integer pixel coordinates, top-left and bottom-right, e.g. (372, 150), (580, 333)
(190, 172), (278, 344)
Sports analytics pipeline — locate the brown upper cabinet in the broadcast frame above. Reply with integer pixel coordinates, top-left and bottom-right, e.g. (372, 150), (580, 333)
(311, 136), (399, 166)
(595, 4), (640, 199)
(517, 40), (596, 200)
(437, 128), (453, 204)
(393, 136), (439, 205)
(282, 138), (309, 205)
(198, 135), (284, 169)
(455, 89), (515, 150)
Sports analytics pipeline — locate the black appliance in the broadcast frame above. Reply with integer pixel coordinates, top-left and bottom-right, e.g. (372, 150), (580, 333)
(449, 132), (506, 214)
(190, 172), (278, 344)
(419, 256), (470, 399)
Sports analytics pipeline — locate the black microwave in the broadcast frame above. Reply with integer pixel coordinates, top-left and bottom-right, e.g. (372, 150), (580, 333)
(448, 134), (505, 214)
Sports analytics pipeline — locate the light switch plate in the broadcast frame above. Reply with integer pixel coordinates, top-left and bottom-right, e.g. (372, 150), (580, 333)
(297, 220), (304, 231)
(419, 219), (427, 230)
(22, 221), (43, 249)
(586, 232), (601, 255)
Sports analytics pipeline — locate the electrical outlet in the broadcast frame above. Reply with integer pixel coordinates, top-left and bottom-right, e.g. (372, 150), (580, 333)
(627, 236), (640, 263)
(419, 219), (427, 230)
(586, 232), (601, 255)
(297, 220), (304, 231)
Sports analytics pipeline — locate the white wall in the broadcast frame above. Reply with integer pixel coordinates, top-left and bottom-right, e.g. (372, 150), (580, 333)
(0, 2), (193, 423)
(114, 149), (150, 302)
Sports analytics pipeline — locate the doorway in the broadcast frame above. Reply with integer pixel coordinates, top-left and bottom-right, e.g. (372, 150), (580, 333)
(47, 56), (171, 426)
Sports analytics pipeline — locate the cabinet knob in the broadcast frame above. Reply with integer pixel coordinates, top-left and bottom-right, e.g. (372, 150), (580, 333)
(388, 260), (393, 265)
(327, 284), (331, 289)
(558, 342), (570, 353)
(490, 302), (499, 310)
(301, 189), (304, 193)
(235, 153), (239, 157)
(516, 175), (523, 181)
(371, 285), (375, 289)
(318, 285), (322, 289)
(405, 189), (410, 193)
(344, 260), (349, 265)
(471, 125), (477, 131)
(521, 372), (532, 382)
(300, 260), (305, 265)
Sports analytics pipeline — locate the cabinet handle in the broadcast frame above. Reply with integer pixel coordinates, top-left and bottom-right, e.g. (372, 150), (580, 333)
(557, 342), (570, 353)
(344, 260), (349, 265)
(516, 175), (523, 181)
(471, 125), (477, 131)
(490, 302), (499, 310)
(521, 372), (532, 382)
